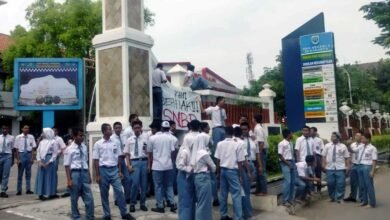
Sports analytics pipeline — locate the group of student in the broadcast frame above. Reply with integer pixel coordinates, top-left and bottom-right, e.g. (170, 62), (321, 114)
(279, 126), (378, 209)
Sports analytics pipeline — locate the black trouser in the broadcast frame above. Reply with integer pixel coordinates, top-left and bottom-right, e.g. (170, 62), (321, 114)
(152, 87), (163, 119)
(314, 154), (322, 192)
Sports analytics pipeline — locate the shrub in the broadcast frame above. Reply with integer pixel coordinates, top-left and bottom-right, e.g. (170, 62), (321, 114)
(371, 134), (390, 152)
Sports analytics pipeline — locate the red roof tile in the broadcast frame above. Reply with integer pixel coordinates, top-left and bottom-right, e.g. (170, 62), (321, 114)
(0, 33), (14, 53)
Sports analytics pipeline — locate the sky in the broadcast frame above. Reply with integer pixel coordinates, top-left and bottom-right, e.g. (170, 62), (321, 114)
(0, 0), (388, 89)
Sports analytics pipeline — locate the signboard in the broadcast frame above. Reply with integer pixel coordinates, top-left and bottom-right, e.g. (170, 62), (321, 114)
(162, 85), (201, 130)
(299, 32), (337, 123)
(14, 58), (83, 111)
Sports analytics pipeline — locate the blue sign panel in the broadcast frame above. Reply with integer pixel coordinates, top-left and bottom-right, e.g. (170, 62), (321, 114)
(14, 58), (83, 111)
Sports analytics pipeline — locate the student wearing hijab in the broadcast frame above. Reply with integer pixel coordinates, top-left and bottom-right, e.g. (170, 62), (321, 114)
(35, 128), (59, 200)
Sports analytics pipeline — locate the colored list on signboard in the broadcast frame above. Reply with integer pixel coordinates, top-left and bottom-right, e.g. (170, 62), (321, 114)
(299, 32), (338, 123)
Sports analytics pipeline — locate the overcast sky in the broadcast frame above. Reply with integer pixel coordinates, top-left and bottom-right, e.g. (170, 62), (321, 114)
(0, 0), (387, 88)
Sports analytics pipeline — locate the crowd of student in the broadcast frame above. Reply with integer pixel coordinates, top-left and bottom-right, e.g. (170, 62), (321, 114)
(279, 126), (378, 209)
(0, 95), (379, 220)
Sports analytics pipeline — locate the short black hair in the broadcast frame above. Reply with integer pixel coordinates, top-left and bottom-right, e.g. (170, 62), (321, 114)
(303, 125), (310, 130)
(305, 155), (315, 163)
(2, 125), (9, 129)
(22, 124), (30, 129)
(240, 114), (248, 119)
(190, 120), (200, 131)
(156, 63), (163, 69)
(310, 127), (317, 132)
(101, 123), (111, 134)
(113, 122), (122, 128)
(216, 96), (224, 105)
(282, 129), (291, 139)
(200, 122), (209, 131)
(169, 120), (176, 126)
(72, 127), (84, 137)
(149, 119), (162, 131)
(187, 64), (195, 71)
(363, 132), (371, 141)
(225, 126), (234, 136)
(233, 127), (242, 137)
(129, 114), (138, 123)
(132, 120), (143, 128)
(332, 131), (341, 140)
(240, 122), (249, 128)
(254, 114), (262, 123)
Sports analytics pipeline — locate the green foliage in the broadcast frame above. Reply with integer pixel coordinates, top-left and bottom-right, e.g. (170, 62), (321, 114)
(371, 134), (390, 152)
(360, 0), (390, 54)
(266, 134), (283, 174)
(5, 78), (14, 92)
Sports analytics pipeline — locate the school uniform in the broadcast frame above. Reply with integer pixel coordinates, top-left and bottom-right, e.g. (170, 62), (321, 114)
(357, 143), (377, 207)
(35, 130), (59, 197)
(0, 134), (15, 195)
(14, 133), (37, 193)
(253, 123), (269, 194)
(312, 136), (324, 192)
(123, 126), (134, 140)
(192, 132), (216, 220)
(204, 106), (226, 150)
(348, 142), (362, 201)
(278, 139), (296, 204)
(152, 68), (167, 119)
(125, 133), (149, 208)
(148, 132), (177, 209)
(93, 138), (128, 218)
(64, 142), (94, 220)
(176, 132), (198, 220)
(295, 161), (314, 200)
(215, 137), (245, 220)
(295, 136), (314, 163)
(54, 135), (66, 193)
(111, 133), (131, 203)
(239, 137), (256, 219)
(322, 142), (350, 202)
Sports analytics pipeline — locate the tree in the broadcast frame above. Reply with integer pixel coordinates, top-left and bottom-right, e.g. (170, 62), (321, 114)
(360, 0), (390, 54)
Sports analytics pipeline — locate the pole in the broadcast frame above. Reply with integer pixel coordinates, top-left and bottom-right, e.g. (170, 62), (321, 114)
(343, 69), (353, 104)
(42, 111), (55, 128)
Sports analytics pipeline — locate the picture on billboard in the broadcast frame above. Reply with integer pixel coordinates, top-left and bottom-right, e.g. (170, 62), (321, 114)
(14, 58), (83, 110)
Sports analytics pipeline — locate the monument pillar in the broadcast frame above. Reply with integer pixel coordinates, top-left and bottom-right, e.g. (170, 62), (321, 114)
(87, 0), (154, 170)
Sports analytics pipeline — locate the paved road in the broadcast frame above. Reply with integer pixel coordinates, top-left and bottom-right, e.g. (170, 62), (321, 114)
(296, 166), (390, 220)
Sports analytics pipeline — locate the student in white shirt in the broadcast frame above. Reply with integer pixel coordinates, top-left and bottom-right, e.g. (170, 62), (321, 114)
(93, 123), (135, 220)
(310, 127), (324, 192)
(152, 64), (167, 119)
(201, 96), (227, 153)
(215, 126), (245, 220)
(344, 132), (362, 203)
(148, 121), (177, 213)
(322, 132), (350, 203)
(184, 64), (209, 90)
(125, 120), (149, 212)
(253, 114), (267, 196)
(176, 120), (199, 220)
(63, 128), (94, 220)
(295, 155), (320, 202)
(35, 128), (59, 200)
(191, 120), (216, 220)
(295, 126), (314, 163)
(123, 114), (139, 140)
(278, 129), (297, 206)
(112, 122), (131, 205)
(52, 127), (66, 198)
(14, 125), (37, 195)
(0, 125), (15, 198)
(357, 132), (377, 208)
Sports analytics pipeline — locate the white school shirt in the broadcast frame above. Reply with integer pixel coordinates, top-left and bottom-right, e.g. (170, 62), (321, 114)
(123, 126), (134, 140)
(357, 144), (378, 166)
(204, 106), (227, 128)
(0, 134), (15, 154)
(278, 139), (294, 160)
(110, 133), (127, 156)
(36, 139), (59, 162)
(322, 142), (350, 170)
(92, 138), (122, 167)
(193, 150), (216, 173)
(312, 136), (324, 155)
(295, 136), (314, 162)
(184, 70), (194, 87)
(214, 138), (245, 169)
(296, 161), (311, 177)
(55, 135), (67, 152)
(147, 132), (177, 171)
(152, 68), (167, 87)
(243, 137), (259, 161)
(254, 124), (269, 149)
(125, 133), (148, 159)
(14, 134), (37, 152)
(176, 146), (192, 173)
(350, 142), (362, 164)
(63, 142), (89, 170)
(234, 137), (248, 158)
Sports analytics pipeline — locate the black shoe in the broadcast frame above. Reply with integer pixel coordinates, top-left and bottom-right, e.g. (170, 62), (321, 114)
(103, 217), (111, 220)
(140, 205), (148, 212)
(16, 191), (22, 196)
(213, 199), (220, 206)
(0, 192), (8, 198)
(122, 213), (135, 220)
(344, 197), (357, 202)
(151, 207), (165, 213)
(50, 194), (60, 199)
(170, 203), (177, 213)
(61, 192), (70, 198)
(221, 216), (234, 220)
(129, 205), (135, 213)
(26, 190), (34, 194)
(39, 196), (46, 201)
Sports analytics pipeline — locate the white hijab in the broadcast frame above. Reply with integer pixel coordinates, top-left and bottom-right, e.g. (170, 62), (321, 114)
(190, 133), (210, 166)
(37, 128), (57, 160)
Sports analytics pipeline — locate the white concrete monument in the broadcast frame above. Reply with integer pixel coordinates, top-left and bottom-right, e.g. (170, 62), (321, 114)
(87, 0), (154, 170)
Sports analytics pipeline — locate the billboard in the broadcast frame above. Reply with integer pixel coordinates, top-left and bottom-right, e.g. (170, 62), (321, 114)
(14, 58), (83, 111)
(299, 32), (337, 123)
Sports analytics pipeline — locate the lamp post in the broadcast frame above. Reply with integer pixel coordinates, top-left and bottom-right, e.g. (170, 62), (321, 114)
(355, 109), (364, 130)
(339, 102), (353, 137)
(341, 68), (353, 104)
